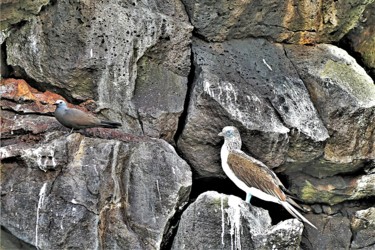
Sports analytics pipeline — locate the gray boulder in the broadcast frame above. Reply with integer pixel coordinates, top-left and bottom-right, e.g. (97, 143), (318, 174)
(351, 207), (375, 249)
(285, 44), (375, 167)
(1, 133), (192, 249)
(0, 0), (49, 31)
(172, 191), (303, 250)
(301, 214), (352, 250)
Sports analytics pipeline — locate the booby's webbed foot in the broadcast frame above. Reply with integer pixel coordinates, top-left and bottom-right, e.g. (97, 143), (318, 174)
(245, 193), (252, 203)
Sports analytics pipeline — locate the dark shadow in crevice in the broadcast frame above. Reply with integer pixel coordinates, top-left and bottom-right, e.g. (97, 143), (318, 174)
(0, 226), (36, 250)
(173, 44), (196, 144)
(160, 199), (189, 250)
(335, 37), (374, 80)
(1, 40), (11, 78)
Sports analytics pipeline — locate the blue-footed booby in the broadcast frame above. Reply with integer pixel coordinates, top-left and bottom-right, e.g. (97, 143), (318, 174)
(219, 126), (317, 229)
(54, 100), (121, 130)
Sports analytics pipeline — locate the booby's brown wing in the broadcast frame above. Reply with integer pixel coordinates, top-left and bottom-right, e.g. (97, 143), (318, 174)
(227, 150), (287, 202)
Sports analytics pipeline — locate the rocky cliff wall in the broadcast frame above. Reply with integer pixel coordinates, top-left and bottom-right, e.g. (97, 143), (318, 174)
(1, 0), (374, 249)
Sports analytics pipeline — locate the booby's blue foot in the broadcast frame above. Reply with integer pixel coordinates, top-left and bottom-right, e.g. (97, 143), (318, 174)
(245, 193), (252, 203)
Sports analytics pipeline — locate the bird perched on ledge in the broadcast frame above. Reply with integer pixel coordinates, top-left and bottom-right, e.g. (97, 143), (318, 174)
(218, 126), (317, 229)
(53, 100), (121, 131)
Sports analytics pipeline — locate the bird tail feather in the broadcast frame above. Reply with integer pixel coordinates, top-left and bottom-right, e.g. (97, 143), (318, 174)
(100, 120), (122, 128)
(281, 201), (317, 229)
(286, 196), (304, 211)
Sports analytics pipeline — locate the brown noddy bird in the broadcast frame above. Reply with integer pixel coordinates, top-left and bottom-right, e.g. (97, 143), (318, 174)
(53, 100), (121, 130)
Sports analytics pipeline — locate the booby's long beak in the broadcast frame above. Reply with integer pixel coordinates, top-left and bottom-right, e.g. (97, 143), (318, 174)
(218, 132), (223, 136)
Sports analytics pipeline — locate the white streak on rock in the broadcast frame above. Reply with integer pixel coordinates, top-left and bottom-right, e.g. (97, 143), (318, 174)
(111, 142), (121, 204)
(226, 196), (243, 250)
(35, 182), (48, 249)
(221, 196), (225, 247)
(262, 59), (273, 71)
(351, 174), (375, 199)
(203, 79), (289, 134)
(156, 180), (162, 202)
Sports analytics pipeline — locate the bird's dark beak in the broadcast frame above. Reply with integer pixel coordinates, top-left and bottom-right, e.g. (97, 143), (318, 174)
(218, 132), (223, 136)
(53, 103), (58, 106)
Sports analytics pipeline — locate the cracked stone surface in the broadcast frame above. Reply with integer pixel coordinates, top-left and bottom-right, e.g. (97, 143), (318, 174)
(6, 0), (192, 139)
(2, 0), (375, 248)
(0, 133), (192, 249)
(0, 0), (49, 31)
(351, 207), (375, 249)
(172, 191), (303, 250)
(178, 37), (328, 178)
(300, 213), (352, 249)
(181, 0), (373, 43)
(342, 2), (375, 78)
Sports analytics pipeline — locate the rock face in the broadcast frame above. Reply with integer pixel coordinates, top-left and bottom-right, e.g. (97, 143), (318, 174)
(5, 0), (192, 140)
(132, 57), (188, 142)
(1, 132), (192, 249)
(0, 0), (49, 31)
(1, 0), (375, 249)
(178, 38), (329, 178)
(172, 191), (303, 250)
(283, 44), (375, 204)
(181, 0), (373, 43)
(288, 172), (375, 205)
(285, 44), (375, 165)
(302, 214), (352, 250)
(342, 3), (375, 78)
(351, 207), (375, 249)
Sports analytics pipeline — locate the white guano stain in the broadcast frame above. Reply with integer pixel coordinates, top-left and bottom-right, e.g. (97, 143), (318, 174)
(262, 59), (273, 71)
(35, 182), (48, 249)
(156, 180), (162, 202)
(203, 79), (290, 134)
(221, 196), (225, 247)
(225, 196), (244, 250)
(111, 142), (122, 204)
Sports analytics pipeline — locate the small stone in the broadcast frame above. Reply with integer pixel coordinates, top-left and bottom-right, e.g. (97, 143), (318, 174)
(311, 204), (323, 214)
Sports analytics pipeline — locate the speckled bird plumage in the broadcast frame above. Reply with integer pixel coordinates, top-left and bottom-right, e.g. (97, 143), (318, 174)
(219, 126), (316, 229)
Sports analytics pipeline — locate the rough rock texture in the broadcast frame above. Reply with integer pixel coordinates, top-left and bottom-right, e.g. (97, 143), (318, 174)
(297, 198), (375, 249)
(178, 37), (329, 178)
(301, 214), (352, 249)
(351, 207), (375, 249)
(285, 44), (375, 165)
(181, 0), (374, 43)
(1, 133), (192, 249)
(288, 172), (375, 205)
(132, 57), (187, 142)
(283, 44), (375, 203)
(342, 2), (375, 78)
(2, 0), (375, 249)
(0, 0), (49, 31)
(172, 191), (303, 250)
(6, 0), (192, 140)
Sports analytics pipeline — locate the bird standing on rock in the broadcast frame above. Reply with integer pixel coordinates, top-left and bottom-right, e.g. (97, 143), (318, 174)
(53, 100), (122, 131)
(219, 126), (317, 229)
